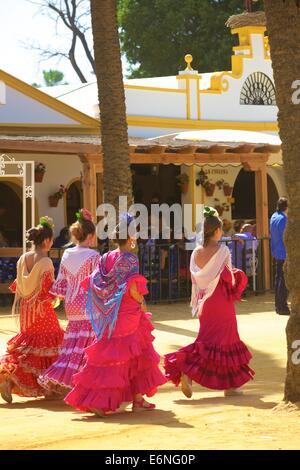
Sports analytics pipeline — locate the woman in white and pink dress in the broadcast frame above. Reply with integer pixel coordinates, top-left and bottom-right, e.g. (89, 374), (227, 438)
(39, 209), (100, 395)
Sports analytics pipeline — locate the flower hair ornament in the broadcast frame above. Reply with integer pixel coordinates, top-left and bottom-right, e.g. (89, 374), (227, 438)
(119, 212), (135, 225)
(204, 206), (219, 218)
(39, 216), (54, 230)
(76, 208), (93, 222)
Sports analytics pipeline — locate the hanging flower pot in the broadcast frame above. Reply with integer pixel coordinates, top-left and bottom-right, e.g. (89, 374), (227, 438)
(48, 185), (67, 208)
(34, 162), (46, 183)
(180, 182), (189, 194)
(49, 196), (59, 207)
(35, 171), (45, 183)
(204, 183), (215, 197)
(223, 184), (233, 197)
(176, 173), (189, 194)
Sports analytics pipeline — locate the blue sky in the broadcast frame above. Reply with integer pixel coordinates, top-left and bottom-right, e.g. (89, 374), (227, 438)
(0, 0), (127, 86)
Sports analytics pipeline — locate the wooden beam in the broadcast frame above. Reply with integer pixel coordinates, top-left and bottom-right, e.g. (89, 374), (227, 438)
(207, 145), (229, 154)
(0, 139), (101, 155)
(130, 152), (270, 165)
(230, 144), (256, 153)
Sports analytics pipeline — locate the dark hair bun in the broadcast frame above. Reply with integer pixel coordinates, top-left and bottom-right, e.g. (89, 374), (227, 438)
(70, 219), (95, 243)
(203, 215), (222, 246)
(27, 224), (53, 246)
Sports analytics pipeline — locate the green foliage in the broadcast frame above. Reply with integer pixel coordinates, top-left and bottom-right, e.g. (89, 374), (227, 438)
(118, 0), (264, 78)
(42, 69), (68, 87)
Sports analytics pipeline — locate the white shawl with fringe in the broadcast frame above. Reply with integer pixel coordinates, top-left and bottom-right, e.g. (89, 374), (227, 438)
(190, 244), (233, 317)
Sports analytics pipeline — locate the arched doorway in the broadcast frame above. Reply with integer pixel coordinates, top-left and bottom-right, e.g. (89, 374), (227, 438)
(232, 169), (279, 220)
(0, 182), (23, 246)
(66, 179), (83, 226)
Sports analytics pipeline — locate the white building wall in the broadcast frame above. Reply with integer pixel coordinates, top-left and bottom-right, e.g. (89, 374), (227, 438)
(125, 88), (186, 119)
(0, 86), (78, 124)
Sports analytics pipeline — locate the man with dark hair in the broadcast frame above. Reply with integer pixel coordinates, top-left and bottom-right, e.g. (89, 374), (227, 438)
(270, 197), (290, 315)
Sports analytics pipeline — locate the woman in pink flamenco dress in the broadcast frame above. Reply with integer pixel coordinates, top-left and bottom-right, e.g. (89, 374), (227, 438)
(164, 207), (255, 398)
(0, 217), (64, 403)
(39, 209), (99, 395)
(65, 214), (167, 416)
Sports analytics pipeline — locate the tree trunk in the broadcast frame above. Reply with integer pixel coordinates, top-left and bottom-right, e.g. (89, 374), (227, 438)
(264, 0), (300, 402)
(90, 0), (133, 211)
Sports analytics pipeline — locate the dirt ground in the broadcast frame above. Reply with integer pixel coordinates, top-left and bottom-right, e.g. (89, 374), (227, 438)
(0, 293), (299, 451)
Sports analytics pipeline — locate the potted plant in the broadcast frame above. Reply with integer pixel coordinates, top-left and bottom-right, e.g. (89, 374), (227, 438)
(35, 162), (46, 183)
(48, 185), (67, 207)
(176, 173), (189, 194)
(203, 178), (215, 197)
(223, 181), (233, 197)
(216, 179), (225, 190)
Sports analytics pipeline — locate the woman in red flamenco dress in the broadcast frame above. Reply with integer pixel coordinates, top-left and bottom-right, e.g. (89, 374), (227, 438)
(164, 208), (255, 398)
(0, 217), (64, 403)
(65, 214), (167, 417)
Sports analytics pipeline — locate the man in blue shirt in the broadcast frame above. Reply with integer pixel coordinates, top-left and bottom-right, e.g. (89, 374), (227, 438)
(270, 197), (290, 315)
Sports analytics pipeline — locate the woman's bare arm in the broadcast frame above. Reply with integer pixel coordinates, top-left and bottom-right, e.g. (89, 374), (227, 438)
(129, 281), (147, 311)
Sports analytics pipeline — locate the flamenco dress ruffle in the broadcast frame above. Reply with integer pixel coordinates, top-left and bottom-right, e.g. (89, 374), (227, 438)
(164, 266), (255, 391)
(0, 277), (64, 397)
(65, 277), (167, 412)
(38, 276), (95, 391)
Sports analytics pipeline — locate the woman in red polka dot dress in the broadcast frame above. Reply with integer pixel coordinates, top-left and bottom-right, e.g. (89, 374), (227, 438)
(39, 209), (100, 396)
(0, 217), (64, 403)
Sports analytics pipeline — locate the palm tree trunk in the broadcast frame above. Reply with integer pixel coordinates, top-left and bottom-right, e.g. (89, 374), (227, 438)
(264, 0), (300, 402)
(90, 0), (133, 210)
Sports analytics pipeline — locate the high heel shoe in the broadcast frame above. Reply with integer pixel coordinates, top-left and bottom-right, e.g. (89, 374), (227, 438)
(132, 398), (156, 412)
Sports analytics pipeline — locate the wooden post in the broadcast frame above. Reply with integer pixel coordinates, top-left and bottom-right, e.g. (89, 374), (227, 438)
(242, 157), (270, 290)
(79, 153), (102, 221)
(255, 163), (271, 290)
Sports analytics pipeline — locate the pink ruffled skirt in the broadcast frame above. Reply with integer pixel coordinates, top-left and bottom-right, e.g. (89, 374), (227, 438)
(164, 339), (254, 390)
(164, 271), (254, 391)
(65, 315), (167, 412)
(38, 320), (95, 391)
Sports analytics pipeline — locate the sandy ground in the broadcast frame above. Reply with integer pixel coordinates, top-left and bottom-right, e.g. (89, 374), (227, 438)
(0, 293), (299, 450)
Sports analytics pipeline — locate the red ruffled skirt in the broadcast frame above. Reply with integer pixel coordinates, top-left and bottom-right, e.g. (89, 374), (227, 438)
(65, 314), (167, 412)
(164, 267), (255, 390)
(0, 311), (64, 397)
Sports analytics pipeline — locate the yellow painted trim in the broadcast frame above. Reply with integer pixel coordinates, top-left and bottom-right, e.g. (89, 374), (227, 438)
(0, 123), (99, 135)
(264, 36), (271, 61)
(231, 26), (266, 42)
(127, 115), (278, 132)
(186, 78), (190, 119)
(0, 69), (99, 128)
(232, 46), (252, 52)
(176, 74), (201, 80)
(205, 25), (268, 95)
(125, 84), (185, 93)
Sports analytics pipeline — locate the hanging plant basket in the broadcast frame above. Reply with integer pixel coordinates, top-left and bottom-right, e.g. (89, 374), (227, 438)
(223, 184), (233, 197)
(49, 196), (60, 207)
(204, 183), (215, 197)
(180, 182), (189, 194)
(35, 171), (45, 183)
